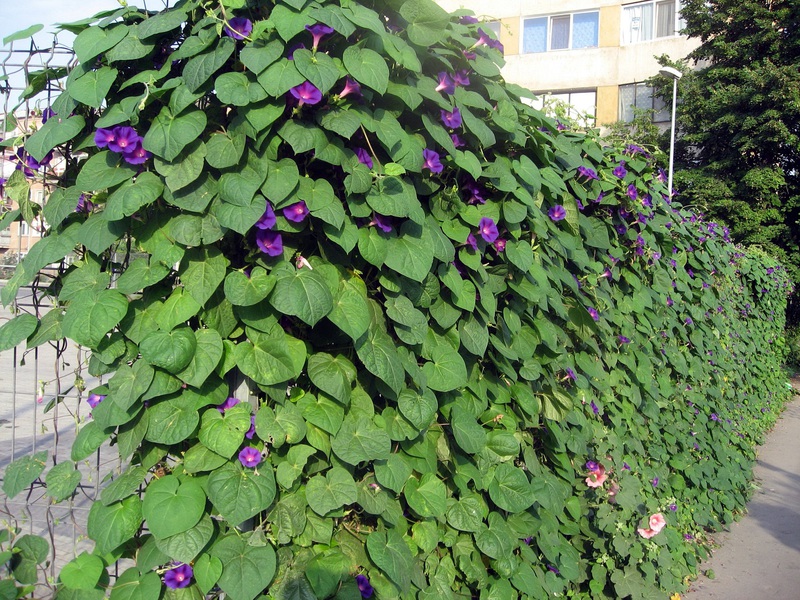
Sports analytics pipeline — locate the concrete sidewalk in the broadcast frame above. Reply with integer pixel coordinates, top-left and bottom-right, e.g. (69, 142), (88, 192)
(685, 390), (800, 598)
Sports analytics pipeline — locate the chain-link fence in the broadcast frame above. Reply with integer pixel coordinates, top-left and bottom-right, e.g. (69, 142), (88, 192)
(1, 34), (119, 590)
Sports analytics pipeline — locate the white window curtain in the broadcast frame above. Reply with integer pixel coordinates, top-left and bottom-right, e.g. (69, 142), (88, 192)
(656, 1), (676, 37)
(550, 15), (570, 49)
(523, 17), (548, 53)
(622, 3), (654, 44)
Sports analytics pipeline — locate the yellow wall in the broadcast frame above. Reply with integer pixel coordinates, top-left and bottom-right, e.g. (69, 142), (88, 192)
(596, 85), (619, 125)
(599, 5), (621, 48)
(500, 17), (520, 56)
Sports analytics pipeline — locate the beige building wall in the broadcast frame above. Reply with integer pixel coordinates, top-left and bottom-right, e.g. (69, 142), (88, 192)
(436, 0), (700, 124)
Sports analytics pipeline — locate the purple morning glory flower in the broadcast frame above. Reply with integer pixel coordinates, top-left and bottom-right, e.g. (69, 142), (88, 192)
(256, 230), (283, 256)
(86, 394), (105, 409)
(123, 142), (151, 165)
(75, 194), (94, 213)
(670, 503), (678, 511)
(627, 184), (638, 200)
(371, 213), (392, 233)
(355, 147), (373, 169)
(339, 76), (362, 99)
(255, 203), (277, 229)
(25, 151), (53, 170)
(453, 70), (470, 87)
(710, 413), (719, 421)
(652, 477), (659, 487)
(565, 368), (577, 381)
(283, 201), (309, 222)
(41, 107), (55, 123)
(355, 574), (374, 599)
(306, 23), (334, 49)
(587, 307), (599, 321)
(474, 28), (503, 53)
(441, 107), (462, 129)
(95, 128), (117, 149)
(245, 415), (256, 439)
(613, 162), (627, 179)
(590, 400), (599, 415)
(465, 233), (478, 251)
(217, 397), (240, 413)
(585, 460), (598, 471)
(548, 205), (566, 221)
(478, 217), (498, 243)
(623, 462), (631, 470)
(107, 126), (141, 154)
(459, 15), (479, 24)
(287, 43), (305, 60)
(451, 133), (465, 148)
(225, 17), (253, 40)
(239, 446), (261, 468)
(435, 72), (456, 95)
(618, 335), (631, 344)
(494, 238), (506, 252)
(290, 81), (322, 106)
(422, 148), (443, 173)
(462, 49), (477, 60)
(163, 564), (193, 589)
(577, 166), (598, 180)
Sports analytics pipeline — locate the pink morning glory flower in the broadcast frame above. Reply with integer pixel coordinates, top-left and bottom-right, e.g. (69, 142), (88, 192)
(355, 147), (373, 169)
(224, 17), (252, 41)
(306, 23), (334, 50)
(434, 72), (456, 95)
(422, 148), (443, 173)
(338, 76), (362, 99)
(440, 107), (462, 129)
(548, 205), (566, 221)
(256, 230), (283, 256)
(238, 446), (261, 468)
(163, 564), (193, 589)
(283, 201), (309, 222)
(478, 217), (498, 243)
(290, 81), (322, 106)
(255, 203), (277, 229)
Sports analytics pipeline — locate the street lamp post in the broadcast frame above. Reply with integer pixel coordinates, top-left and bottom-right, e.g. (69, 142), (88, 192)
(659, 66), (682, 198)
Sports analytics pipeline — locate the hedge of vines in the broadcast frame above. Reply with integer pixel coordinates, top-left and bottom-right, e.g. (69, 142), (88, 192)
(0, 0), (793, 598)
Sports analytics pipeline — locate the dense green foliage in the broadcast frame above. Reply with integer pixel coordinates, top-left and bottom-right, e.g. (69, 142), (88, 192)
(0, 0), (793, 598)
(670, 0), (800, 282)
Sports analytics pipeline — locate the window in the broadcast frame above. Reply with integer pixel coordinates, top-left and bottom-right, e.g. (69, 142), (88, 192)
(527, 90), (597, 123)
(523, 12), (599, 53)
(622, 1), (683, 44)
(485, 21), (501, 38)
(619, 83), (669, 123)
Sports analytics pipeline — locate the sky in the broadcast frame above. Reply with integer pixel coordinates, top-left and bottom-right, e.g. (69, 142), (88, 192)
(0, 0), (160, 46)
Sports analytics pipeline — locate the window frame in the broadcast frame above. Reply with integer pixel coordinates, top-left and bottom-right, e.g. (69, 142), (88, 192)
(521, 10), (600, 54)
(618, 82), (669, 123)
(621, 0), (684, 45)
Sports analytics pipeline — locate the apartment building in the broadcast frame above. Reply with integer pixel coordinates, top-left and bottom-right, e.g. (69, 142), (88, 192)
(436, 0), (700, 127)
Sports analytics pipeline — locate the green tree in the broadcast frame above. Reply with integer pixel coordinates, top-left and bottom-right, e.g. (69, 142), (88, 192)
(672, 0), (800, 280)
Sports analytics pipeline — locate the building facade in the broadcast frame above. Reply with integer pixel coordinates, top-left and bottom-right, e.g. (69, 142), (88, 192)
(436, 0), (700, 127)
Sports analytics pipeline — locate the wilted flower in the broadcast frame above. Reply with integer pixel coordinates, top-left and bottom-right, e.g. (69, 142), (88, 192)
(453, 69), (471, 87)
(224, 17), (253, 40)
(451, 133), (466, 148)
